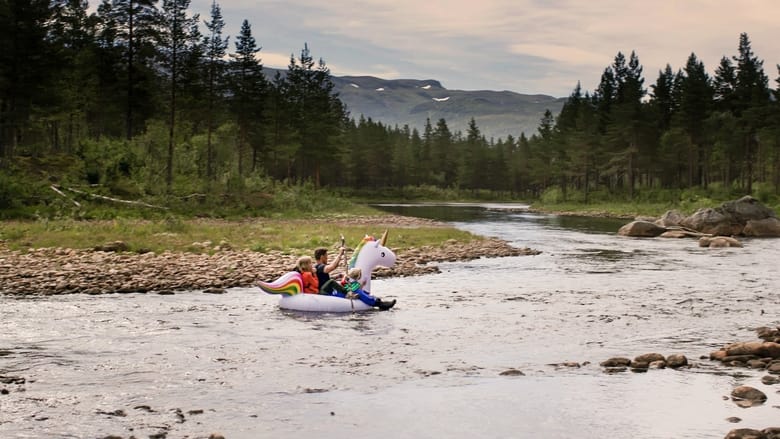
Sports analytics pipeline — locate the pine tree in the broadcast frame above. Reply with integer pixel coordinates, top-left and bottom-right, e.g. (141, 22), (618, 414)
(732, 33), (770, 193)
(675, 52), (713, 187)
(285, 43), (346, 186)
(229, 19), (269, 177)
(712, 56), (736, 112)
(203, 0), (228, 180)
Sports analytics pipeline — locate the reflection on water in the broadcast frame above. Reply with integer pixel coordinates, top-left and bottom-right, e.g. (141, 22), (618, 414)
(2, 203), (779, 439)
(374, 202), (627, 234)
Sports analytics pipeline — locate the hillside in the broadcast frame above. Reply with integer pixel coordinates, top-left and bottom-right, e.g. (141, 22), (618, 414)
(331, 75), (566, 140)
(265, 68), (565, 140)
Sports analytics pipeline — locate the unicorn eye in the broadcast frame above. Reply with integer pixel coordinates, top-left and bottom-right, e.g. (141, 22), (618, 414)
(380, 252), (385, 257)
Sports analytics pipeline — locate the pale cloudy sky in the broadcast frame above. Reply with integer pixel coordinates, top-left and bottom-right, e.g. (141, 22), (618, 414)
(190, 0), (780, 97)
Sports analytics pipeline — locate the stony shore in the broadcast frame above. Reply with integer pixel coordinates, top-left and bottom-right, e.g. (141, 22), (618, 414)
(0, 215), (540, 296)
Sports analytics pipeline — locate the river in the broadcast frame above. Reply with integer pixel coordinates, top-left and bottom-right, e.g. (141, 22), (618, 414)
(1, 203), (778, 439)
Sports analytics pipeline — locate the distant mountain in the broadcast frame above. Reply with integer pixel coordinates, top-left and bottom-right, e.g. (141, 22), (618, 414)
(331, 75), (566, 141)
(264, 68), (566, 141)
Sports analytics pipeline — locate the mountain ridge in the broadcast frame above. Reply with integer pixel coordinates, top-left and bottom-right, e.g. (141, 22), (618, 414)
(265, 67), (566, 140)
(330, 75), (566, 140)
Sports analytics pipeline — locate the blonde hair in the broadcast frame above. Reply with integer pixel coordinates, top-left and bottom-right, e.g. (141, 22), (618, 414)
(347, 267), (362, 279)
(297, 256), (313, 272)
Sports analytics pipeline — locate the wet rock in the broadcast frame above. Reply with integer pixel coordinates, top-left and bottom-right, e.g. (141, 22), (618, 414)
(548, 361), (581, 369)
(604, 367), (627, 374)
(762, 375), (780, 385)
(764, 428), (780, 439)
(660, 230), (692, 238)
(726, 342), (780, 359)
(655, 210), (685, 227)
(743, 218), (780, 237)
(634, 353), (665, 364)
(209, 434), (226, 439)
(600, 357), (632, 367)
(96, 409), (126, 417)
(747, 359), (768, 369)
(727, 417), (742, 423)
(724, 428), (767, 439)
(731, 386), (767, 407)
(720, 196), (777, 224)
(617, 221), (667, 237)
(1, 388), (9, 395)
(699, 236), (743, 248)
(757, 327), (780, 343)
(648, 360), (667, 369)
(202, 288), (226, 294)
(667, 354), (688, 368)
(0, 376), (25, 384)
(499, 368), (525, 376)
(768, 362), (780, 374)
(682, 208), (742, 236)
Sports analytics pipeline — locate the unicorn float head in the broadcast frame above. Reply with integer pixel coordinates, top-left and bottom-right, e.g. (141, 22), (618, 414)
(258, 230), (396, 296)
(348, 230), (396, 293)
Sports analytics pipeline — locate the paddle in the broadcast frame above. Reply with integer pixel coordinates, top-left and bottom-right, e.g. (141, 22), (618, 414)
(341, 234), (355, 312)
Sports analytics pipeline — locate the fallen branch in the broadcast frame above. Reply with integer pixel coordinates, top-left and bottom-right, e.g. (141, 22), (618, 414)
(664, 226), (712, 237)
(62, 186), (168, 210)
(50, 185), (81, 207)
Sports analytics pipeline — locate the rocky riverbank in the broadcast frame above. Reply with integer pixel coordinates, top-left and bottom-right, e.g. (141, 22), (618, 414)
(0, 215), (540, 296)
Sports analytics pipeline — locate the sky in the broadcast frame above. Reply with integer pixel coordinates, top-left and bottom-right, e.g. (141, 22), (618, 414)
(189, 0), (780, 97)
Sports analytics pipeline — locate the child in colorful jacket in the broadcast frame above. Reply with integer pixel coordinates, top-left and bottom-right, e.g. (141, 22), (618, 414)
(341, 267), (395, 310)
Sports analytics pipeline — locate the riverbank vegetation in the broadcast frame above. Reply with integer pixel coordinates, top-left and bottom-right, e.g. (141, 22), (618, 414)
(0, 215), (478, 255)
(1, 2), (779, 222)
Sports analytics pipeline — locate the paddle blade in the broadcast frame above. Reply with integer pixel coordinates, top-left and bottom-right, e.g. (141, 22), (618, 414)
(257, 271), (303, 296)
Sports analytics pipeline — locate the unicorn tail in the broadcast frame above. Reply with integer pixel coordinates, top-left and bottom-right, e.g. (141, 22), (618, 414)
(257, 271), (303, 296)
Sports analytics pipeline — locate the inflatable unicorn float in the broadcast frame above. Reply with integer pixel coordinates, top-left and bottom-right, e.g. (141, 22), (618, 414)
(257, 230), (397, 312)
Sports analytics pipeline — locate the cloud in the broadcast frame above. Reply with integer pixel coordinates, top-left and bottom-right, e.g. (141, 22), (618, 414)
(193, 0), (780, 96)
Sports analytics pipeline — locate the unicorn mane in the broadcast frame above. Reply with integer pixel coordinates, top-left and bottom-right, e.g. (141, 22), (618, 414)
(348, 235), (376, 269)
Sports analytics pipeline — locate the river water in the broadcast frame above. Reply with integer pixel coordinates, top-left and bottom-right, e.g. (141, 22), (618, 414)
(1, 203), (778, 439)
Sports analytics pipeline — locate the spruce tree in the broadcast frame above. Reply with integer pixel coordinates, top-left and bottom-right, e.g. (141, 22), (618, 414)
(203, 0), (228, 180)
(732, 33), (770, 193)
(229, 19), (269, 177)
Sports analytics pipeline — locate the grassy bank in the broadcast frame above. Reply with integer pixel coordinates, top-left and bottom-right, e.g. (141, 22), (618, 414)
(0, 214), (478, 255)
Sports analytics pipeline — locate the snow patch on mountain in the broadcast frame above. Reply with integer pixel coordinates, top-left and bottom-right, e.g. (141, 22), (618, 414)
(432, 96), (450, 102)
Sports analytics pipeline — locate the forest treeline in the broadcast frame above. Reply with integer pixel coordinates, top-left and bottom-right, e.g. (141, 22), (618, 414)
(1, 0), (779, 218)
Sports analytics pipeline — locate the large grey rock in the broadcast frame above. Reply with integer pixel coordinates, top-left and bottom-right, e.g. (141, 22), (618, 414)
(720, 195), (777, 223)
(681, 208), (742, 236)
(743, 217), (780, 237)
(618, 221), (667, 237)
(655, 209), (685, 227)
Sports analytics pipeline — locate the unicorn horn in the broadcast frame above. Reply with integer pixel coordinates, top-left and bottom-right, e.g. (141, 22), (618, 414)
(380, 229), (388, 246)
